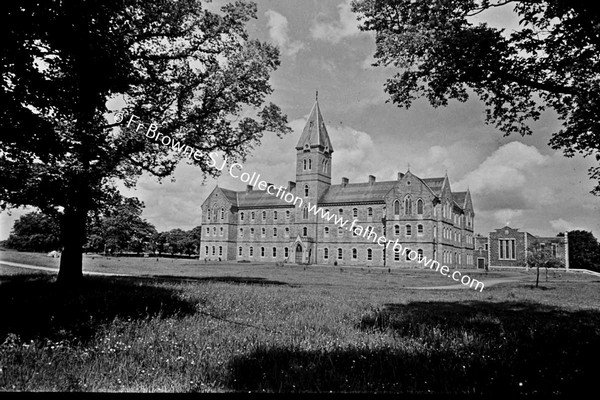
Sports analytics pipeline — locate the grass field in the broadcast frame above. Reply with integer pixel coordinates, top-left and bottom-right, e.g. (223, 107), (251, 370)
(1, 250), (599, 393)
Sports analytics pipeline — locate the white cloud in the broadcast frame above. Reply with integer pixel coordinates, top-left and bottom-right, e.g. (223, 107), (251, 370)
(549, 218), (587, 233)
(493, 209), (524, 227)
(310, 0), (366, 43)
(265, 10), (304, 57)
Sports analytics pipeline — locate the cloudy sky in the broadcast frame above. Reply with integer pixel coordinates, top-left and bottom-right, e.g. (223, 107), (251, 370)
(1, 0), (599, 240)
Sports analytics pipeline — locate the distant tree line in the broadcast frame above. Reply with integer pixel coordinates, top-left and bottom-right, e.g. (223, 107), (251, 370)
(3, 201), (202, 257)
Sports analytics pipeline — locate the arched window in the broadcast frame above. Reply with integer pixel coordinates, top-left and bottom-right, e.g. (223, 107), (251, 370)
(212, 227), (216, 235)
(324, 248), (329, 259)
(417, 249), (423, 261)
(338, 227), (343, 237)
(404, 196), (412, 215)
(218, 246), (223, 256)
(304, 185), (309, 197)
(285, 227), (290, 237)
(433, 226), (437, 237)
(367, 207), (373, 219)
(239, 228), (243, 237)
(303, 159), (307, 170)
(405, 248), (411, 261)
(261, 227), (266, 237)
(205, 227), (210, 235)
(303, 206), (308, 219)
(249, 247), (254, 256)
(405, 224), (412, 236)
(324, 227), (330, 237)
(213, 209), (217, 220)
(352, 248), (358, 259)
(417, 199), (424, 215)
(273, 227), (277, 237)
(286, 210), (290, 220)
(353, 208), (358, 218)
(352, 226), (358, 237)
(417, 224), (424, 235)
(240, 212), (244, 221)
(250, 228), (255, 236)
(272, 247), (277, 257)
(367, 248), (373, 261)
(219, 227), (223, 236)
(274, 211), (278, 220)
(220, 208), (224, 220)
(262, 210), (266, 220)
(251, 212), (255, 221)
(207, 208), (211, 220)
(260, 247), (265, 257)
(212, 246), (216, 255)
(238, 247), (243, 256)
(394, 250), (400, 261)
(338, 208), (343, 215)
(284, 247), (289, 258)
(337, 248), (343, 260)
(394, 225), (400, 236)
(303, 227), (308, 236)
(308, 159), (312, 170)
(205, 246), (209, 255)
(394, 200), (400, 215)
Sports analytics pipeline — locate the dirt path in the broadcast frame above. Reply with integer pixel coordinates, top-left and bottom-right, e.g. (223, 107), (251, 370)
(0, 260), (131, 277)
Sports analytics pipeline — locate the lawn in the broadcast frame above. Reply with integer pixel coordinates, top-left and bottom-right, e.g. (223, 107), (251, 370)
(0, 251), (599, 393)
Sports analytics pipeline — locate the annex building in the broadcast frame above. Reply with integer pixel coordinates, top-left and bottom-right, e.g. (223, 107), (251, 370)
(200, 97), (476, 267)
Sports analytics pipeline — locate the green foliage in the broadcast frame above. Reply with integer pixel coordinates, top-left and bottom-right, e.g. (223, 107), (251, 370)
(352, 0), (600, 193)
(527, 244), (564, 287)
(1, 0), (290, 281)
(5, 212), (61, 252)
(567, 230), (600, 272)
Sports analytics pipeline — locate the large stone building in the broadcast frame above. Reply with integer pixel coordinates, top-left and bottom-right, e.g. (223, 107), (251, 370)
(200, 97), (475, 267)
(474, 226), (569, 270)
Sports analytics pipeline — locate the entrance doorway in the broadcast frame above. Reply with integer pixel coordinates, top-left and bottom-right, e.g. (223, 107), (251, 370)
(477, 258), (485, 269)
(295, 244), (303, 264)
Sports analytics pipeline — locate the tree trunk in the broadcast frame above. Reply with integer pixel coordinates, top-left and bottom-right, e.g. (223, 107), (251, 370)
(535, 265), (540, 288)
(58, 207), (87, 285)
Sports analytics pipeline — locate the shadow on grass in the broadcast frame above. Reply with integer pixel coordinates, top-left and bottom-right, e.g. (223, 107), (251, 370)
(136, 275), (294, 287)
(0, 274), (198, 342)
(225, 300), (600, 394)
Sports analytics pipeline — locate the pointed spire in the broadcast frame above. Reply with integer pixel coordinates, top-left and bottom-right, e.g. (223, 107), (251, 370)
(296, 93), (334, 152)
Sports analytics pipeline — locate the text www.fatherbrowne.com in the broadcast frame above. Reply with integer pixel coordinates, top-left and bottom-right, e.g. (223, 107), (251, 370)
(124, 112), (485, 292)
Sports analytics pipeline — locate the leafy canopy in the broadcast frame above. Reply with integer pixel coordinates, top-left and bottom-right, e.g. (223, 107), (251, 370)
(352, 0), (600, 193)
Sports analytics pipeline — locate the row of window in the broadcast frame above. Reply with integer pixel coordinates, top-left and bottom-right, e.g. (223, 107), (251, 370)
(301, 157), (329, 173)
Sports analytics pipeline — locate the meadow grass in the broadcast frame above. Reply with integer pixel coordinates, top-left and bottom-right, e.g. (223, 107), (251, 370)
(0, 251), (599, 393)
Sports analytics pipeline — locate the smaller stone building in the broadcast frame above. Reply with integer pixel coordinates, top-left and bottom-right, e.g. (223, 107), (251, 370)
(474, 226), (569, 270)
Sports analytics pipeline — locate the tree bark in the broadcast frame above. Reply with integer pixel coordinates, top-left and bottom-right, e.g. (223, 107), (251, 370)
(57, 207), (87, 285)
(536, 265), (540, 288)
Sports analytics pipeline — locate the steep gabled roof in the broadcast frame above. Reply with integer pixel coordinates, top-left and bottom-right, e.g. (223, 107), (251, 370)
(453, 191), (468, 208)
(295, 97), (333, 152)
(421, 177), (445, 196)
(236, 189), (291, 208)
(318, 181), (395, 204)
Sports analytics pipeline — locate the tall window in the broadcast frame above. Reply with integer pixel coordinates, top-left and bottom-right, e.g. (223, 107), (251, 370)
(285, 227), (290, 237)
(308, 159), (312, 170)
(337, 248), (343, 260)
(219, 246), (223, 256)
(499, 239), (516, 260)
(219, 227), (223, 236)
(286, 210), (290, 220)
(207, 208), (211, 220)
(303, 206), (308, 220)
(417, 199), (424, 215)
(272, 247), (277, 257)
(262, 210), (266, 220)
(405, 224), (412, 236)
(367, 207), (373, 221)
(303, 159), (307, 170)
(273, 227), (277, 237)
(205, 246), (209, 255)
(260, 247), (265, 257)
(417, 224), (424, 235)
(261, 227), (266, 237)
(405, 248), (411, 261)
(352, 226), (358, 237)
(338, 227), (343, 237)
(352, 248), (358, 259)
(417, 249), (423, 261)
(304, 185), (309, 197)
(251, 212), (255, 221)
(206, 227), (210, 235)
(249, 247), (254, 257)
(353, 208), (358, 218)
(394, 251), (400, 261)
(552, 243), (558, 258)
(240, 212), (244, 221)
(323, 247), (329, 260)
(433, 226), (437, 237)
(404, 196), (412, 215)
(213, 209), (217, 220)
(303, 227), (308, 236)
(220, 208), (224, 220)
(284, 247), (289, 258)
(338, 208), (343, 215)
(367, 248), (373, 261)
(239, 228), (243, 237)
(238, 247), (243, 256)
(274, 211), (278, 220)
(324, 227), (330, 237)
(250, 228), (255, 236)
(394, 225), (400, 236)
(393, 200), (400, 215)
(212, 227), (216, 235)
(212, 246), (216, 255)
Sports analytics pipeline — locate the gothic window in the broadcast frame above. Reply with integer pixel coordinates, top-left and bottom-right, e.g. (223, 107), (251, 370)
(405, 224), (412, 236)
(337, 248), (343, 260)
(239, 228), (243, 237)
(352, 248), (357, 259)
(367, 248), (373, 261)
(394, 200), (400, 215)
(213, 209), (217, 220)
(303, 227), (308, 236)
(212, 246), (216, 255)
(272, 247), (277, 257)
(353, 208), (358, 218)
(285, 227), (290, 237)
(286, 210), (290, 220)
(207, 208), (211, 220)
(394, 225), (400, 236)
(240, 212), (244, 221)
(251, 212), (255, 221)
(367, 207), (373, 220)
(249, 247), (254, 256)
(394, 251), (400, 261)
(417, 249), (423, 261)
(274, 211), (278, 220)
(219, 227), (223, 236)
(323, 248), (329, 260)
(308, 159), (312, 170)
(205, 246), (209, 255)
(261, 247), (265, 257)
(273, 227), (277, 237)
(262, 210), (266, 220)
(238, 247), (243, 256)
(417, 224), (424, 235)
(250, 228), (255, 236)
(324, 227), (330, 237)
(261, 227), (266, 237)
(220, 208), (224, 220)
(205, 227), (210, 235)
(404, 196), (412, 215)
(338, 227), (343, 237)
(304, 185), (309, 197)
(417, 199), (424, 215)
(284, 247), (289, 258)
(303, 206), (308, 220)
(303, 159), (307, 170)
(219, 246), (223, 256)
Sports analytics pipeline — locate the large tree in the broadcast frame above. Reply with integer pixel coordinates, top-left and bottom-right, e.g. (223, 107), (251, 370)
(1, 0), (290, 284)
(352, 0), (600, 193)
(5, 212), (61, 252)
(567, 230), (600, 272)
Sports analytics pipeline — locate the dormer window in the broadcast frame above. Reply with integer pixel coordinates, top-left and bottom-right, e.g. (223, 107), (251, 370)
(304, 143), (310, 151)
(324, 145), (329, 153)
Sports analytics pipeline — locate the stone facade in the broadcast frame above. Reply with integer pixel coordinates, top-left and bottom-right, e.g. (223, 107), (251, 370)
(200, 97), (476, 268)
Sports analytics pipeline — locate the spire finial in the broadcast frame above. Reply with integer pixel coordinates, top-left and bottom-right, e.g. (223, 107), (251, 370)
(316, 90), (318, 101)
(407, 162), (410, 172)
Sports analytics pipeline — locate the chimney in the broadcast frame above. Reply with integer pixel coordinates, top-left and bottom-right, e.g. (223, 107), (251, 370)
(246, 185), (253, 192)
(341, 177), (349, 187)
(398, 172), (405, 180)
(288, 181), (296, 191)
(368, 175), (376, 185)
